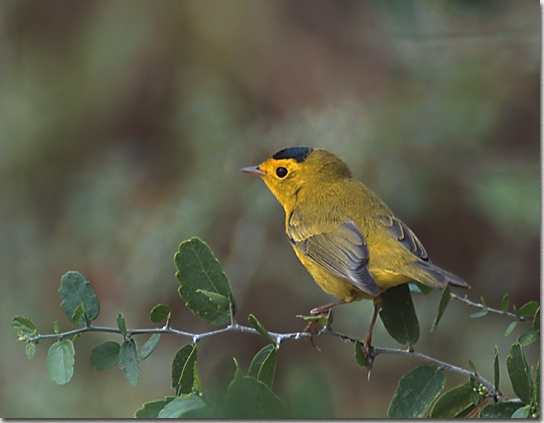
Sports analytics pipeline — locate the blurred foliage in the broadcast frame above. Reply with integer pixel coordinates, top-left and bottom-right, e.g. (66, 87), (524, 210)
(1, 0), (539, 418)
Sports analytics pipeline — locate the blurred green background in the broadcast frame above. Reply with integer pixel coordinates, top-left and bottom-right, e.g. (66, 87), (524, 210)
(1, 0), (539, 418)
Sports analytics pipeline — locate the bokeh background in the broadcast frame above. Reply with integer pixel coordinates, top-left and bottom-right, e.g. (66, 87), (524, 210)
(1, 0), (540, 418)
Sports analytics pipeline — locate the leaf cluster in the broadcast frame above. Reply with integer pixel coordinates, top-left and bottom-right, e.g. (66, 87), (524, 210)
(11, 237), (540, 418)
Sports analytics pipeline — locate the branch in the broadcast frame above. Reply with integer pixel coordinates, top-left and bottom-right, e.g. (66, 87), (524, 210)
(450, 292), (531, 322)
(20, 320), (504, 400)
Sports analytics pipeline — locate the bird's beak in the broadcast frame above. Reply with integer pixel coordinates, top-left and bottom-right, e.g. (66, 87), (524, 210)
(241, 165), (265, 176)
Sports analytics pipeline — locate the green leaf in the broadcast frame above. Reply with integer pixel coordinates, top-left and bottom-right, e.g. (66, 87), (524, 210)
(507, 343), (532, 404)
(518, 328), (539, 346)
(505, 320), (518, 336)
(518, 301), (539, 317)
(90, 341), (120, 370)
(25, 343), (36, 360)
(47, 339), (75, 385)
(380, 283), (419, 346)
(120, 338), (140, 386)
(70, 304), (85, 326)
(470, 309), (489, 318)
(493, 346), (500, 393)
(175, 237), (237, 325)
(248, 344), (277, 389)
(534, 359), (540, 406)
(248, 314), (276, 344)
(430, 284), (451, 333)
(150, 304), (171, 323)
(501, 294), (510, 312)
(388, 365), (445, 418)
(196, 289), (229, 311)
(468, 360), (477, 374)
(12, 315), (37, 338)
(54, 320), (60, 334)
(158, 394), (209, 418)
(532, 307), (540, 331)
(480, 296), (487, 309)
(59, 271), (100, 325)
(296, 314), (328, 326)
(141, 333), (161, 359)
(409, 281), (432, 295)
(171, 344), (199, 395)
(479, 401), (524, 418)
(511, 405), (531, 418)
(469, 389), (480, 405)
(117, 313), (127, 336)
(354, 339), (367, 368)
(223, 368), (290, 418)
(135, 397), (176, 418)
(430, 383), (474, 418)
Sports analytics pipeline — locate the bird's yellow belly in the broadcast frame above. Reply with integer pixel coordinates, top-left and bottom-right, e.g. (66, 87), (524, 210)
(294, 247), (412, 302)
(369, 268), (411, 290)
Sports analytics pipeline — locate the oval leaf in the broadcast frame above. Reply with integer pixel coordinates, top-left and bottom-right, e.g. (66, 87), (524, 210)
(120, 338), (140, 386)
(12, 315), (37, 338)
(59, 271), (100, 325)
(70, 304), (85, 326)
(470, 309), (489, 319)
(479, 401), (524, 418)
(47, 339), (75, 385)
(493, 346), (500, 393)
(25, 343), (36, 360)
(409, 281), (433, 295)
(517, 328), (539, 346)
(532, 307), (540, 331)
(248, 344), (277, 389)
(135, 397), (176, 418)
(506, 343), (532, 403)
(171, 344), (198, 395)
(505, 320), (518, 337)
(430, 383), (474, 418)
(518, 301), (539, 317)
(430, 284), (451, 333)
(354, 339), (367, 368)
(388, 365), (445, 418)
(150, 304), (171, 323)
(90, 340), (120, 370)
(175, 238), (237, 325)
(511, 405), (531, 418)
(501, 294), (510, 312)
(117, 313), (127, 336)
(224, 371), (290, 418)
(380, 283), (420, 346)
(141, 333), (161, 359)
(248, 314), (275, 344)
(158, 394), (209, 418)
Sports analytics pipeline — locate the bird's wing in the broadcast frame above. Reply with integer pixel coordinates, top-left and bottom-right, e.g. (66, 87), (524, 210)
(379, 215), (469, 288)
(379, 215), (429, 261)
(288, 220), (379, 296)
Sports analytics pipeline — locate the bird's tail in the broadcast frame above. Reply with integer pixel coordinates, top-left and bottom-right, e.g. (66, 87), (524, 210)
(409, 260), (470, 289)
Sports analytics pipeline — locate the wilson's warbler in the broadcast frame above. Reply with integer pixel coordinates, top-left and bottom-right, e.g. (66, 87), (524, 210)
(242, 147), (469, 354)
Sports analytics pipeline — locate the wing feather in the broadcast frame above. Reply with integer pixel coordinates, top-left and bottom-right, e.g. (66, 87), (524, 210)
(288, 220), (379, 296)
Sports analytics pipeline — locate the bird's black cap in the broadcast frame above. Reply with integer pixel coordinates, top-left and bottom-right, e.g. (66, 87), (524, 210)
(272, 147), (313, 163)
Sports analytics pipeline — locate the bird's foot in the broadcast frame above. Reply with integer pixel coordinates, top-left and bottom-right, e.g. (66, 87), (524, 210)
(362, 333), (375, 379)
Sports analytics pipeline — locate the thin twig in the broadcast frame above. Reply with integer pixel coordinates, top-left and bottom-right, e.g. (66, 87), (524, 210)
(20, 321), (503, 400)
(450, 293), (530, 321)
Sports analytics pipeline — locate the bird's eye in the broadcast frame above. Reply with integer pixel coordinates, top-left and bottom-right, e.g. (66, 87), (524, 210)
(276, 167), (288, 178)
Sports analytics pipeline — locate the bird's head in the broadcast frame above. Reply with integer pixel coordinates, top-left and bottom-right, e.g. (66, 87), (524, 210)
(242, 147), (352, 211)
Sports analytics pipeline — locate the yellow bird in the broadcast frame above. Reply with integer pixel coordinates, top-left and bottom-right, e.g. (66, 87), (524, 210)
(242, 147), (469, 353)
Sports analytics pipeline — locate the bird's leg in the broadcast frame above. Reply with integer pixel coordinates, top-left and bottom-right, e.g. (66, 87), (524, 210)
(309, 299), (347, 316)
(308, 298), (347, 329)
(304, 299), (347, 350)
(362, 294), (383, 370)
